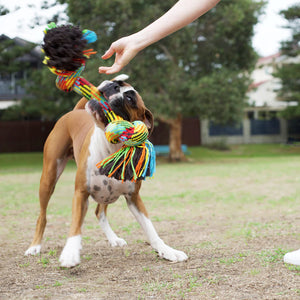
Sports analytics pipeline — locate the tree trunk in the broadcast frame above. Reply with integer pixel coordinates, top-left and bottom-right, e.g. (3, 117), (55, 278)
(168, 114), (186, 162)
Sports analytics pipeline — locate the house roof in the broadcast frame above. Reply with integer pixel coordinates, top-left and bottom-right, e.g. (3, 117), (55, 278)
(0, 34), (41, 63)
(256, 53), (281, 66)
(248, 79), (269, 90)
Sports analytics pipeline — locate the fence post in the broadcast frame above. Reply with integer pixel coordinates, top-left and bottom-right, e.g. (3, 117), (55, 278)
(279, 118), (287, 143)
(200, 120), (209, 145)
(243, 118), (250, 144)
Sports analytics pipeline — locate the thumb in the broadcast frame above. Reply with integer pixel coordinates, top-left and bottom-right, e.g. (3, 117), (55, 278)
(99, 63), (123, 75)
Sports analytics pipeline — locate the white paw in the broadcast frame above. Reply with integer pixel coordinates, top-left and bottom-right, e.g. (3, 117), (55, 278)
(59, 235), (82, 268)
(152, 240), (188, 262)
(25, 245), (41, 256)
(109, 237), (127, 247)
(284, 249), (300, 265)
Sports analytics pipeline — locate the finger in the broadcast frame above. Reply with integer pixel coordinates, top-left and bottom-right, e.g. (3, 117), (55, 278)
(101, 47), (115, 60)
(99, 64), (122, 75)
(98, 66), (110, 74)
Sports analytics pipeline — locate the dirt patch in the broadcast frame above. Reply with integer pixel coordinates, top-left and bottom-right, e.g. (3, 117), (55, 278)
(1, 218), (300, 300)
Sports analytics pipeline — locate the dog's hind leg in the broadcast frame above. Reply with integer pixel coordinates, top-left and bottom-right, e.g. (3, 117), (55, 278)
(95, 204), (127, 247)
(125, 185), (188, 262)
(25, 127), (71, 256)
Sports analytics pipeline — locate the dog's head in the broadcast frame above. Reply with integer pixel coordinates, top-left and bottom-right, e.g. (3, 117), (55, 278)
(86, 74), (153, 134)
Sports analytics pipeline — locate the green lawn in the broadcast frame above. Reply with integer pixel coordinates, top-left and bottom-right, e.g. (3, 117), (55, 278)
(1, 143), (299, 172)
(0, 152), (43, 173)
(188, 143), (300, 160)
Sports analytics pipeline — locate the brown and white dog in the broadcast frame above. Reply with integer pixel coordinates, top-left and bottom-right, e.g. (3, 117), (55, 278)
(25, 74), (188, 267)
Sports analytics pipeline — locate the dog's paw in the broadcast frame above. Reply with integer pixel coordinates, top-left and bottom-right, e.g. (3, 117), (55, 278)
(109, 237), (127, 248)
(59, 235), (82, 268)
(152, 240), (188, 262)
(59, 249), (80, 268)
(25, 245), (41, 256)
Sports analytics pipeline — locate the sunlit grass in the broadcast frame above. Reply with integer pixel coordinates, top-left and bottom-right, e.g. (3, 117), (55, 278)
(188, 143), (300, 160)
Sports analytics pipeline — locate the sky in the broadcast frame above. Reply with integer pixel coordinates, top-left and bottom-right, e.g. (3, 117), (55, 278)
(0, 0), (298, 57)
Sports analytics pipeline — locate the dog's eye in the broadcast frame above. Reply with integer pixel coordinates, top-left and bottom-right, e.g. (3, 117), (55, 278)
(126, 95), (133, 101)
(124, 90), (137, 107)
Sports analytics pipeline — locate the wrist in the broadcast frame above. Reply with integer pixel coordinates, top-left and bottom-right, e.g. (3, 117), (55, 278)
(131, 30), (155, 52)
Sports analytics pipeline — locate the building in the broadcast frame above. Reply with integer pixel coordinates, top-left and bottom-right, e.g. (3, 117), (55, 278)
(0, 35), (41, 110)
(201, 53), (299, 145)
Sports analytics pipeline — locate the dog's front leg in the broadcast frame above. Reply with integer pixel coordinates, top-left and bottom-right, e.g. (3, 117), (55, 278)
(95, 204), (127, 247)
(125, 194), (188, 262)
(59, 189), (89, 267)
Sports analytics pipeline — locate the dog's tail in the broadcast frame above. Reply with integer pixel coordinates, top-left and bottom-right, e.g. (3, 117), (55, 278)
(73, 97), (88, 110)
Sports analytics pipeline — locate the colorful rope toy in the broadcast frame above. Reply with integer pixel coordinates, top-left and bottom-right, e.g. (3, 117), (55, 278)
(42, 23), (155, 182)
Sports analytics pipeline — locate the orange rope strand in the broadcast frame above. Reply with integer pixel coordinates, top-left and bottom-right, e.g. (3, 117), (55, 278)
(108, 147), (133, 179)
(134, 145), (146, 176)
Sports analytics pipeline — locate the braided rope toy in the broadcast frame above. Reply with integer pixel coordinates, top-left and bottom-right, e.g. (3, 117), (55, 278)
(43, 23), (155, 182)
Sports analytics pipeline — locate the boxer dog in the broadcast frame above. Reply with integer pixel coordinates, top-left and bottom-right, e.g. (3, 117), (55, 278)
(25, 74), (188, 267)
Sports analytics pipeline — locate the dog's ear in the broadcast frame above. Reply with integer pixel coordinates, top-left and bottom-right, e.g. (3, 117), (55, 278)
(112, 74), (129, 82)
(85, 100), (107, 128)
(144, 108), (154, 136)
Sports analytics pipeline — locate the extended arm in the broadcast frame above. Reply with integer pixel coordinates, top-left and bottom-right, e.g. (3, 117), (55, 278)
(99, 0), (220, 74)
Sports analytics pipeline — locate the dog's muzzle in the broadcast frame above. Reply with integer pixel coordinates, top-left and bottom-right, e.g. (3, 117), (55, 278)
(98, 81), (120, 100)
(97, 81), (130, 121)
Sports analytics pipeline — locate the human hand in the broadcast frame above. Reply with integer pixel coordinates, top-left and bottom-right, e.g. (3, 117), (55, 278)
(99, 35), (141, 75)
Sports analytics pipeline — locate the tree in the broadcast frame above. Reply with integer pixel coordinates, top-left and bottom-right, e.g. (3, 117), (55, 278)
(0, 39), (34, 74)
(189, 69), (250, 124)
(274, 4), (300, 119)
(0, 5), (9, 16)
(0, 36), (39, 120)
(0, 2), (73, 121)
(279, 4), (300, 57)
(0, 38), (77, 121)
(2, 1), (262, 153)
(3, 68), (78, 121)
(55, 0), (263, 161)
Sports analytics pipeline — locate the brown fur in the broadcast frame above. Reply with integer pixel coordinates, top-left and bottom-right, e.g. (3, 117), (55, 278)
(27, 90), (152, 248)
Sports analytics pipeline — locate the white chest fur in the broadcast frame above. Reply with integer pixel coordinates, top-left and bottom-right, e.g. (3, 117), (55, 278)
(86, 126), (135, 204)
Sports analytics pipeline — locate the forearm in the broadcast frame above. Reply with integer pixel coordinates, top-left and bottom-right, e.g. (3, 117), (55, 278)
(134, 0), (220, 50)
(99, 0), (220, 74)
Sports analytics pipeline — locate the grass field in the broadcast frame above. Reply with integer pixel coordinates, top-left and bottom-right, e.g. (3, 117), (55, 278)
(1, 144), (300, 299)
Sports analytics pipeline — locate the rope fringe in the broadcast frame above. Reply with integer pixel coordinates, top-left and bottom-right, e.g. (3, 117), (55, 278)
(96, 141), (156, 182)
